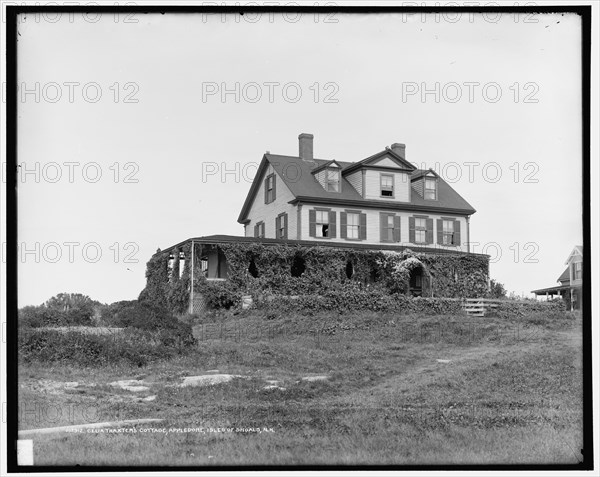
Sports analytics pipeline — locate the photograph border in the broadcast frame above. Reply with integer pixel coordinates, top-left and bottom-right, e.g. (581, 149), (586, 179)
(4, 3), (593, 472)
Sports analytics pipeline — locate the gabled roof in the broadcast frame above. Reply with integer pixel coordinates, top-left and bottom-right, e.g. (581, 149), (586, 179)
(342, 149), (416, 175)
(565, 245), (583, 265)
(557, 266), (570, 284)
(411, 168), (438, 181)
(310, 159), (344, 175)
(409, 169), (475, 212)
(237, 154), (362, 223)
(237, 152), (476, 223)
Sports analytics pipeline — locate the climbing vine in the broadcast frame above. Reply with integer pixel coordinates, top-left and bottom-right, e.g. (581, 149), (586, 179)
(140, 242), (491, 314)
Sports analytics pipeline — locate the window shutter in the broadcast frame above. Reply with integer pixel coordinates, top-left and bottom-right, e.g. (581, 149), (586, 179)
(309, 209), (316, 237)
(264, 177), (269, 204)
(360, 213), (367, 240)
(329, 211), (337, 238)
(426, 218), (434, 244)
(254, 224), (258, 238)
(283, 213), (288, 239)
(393, 215), (401, 242)
(340, 212), (347, 239)
(272, 174), (276, 202)
(437, 219), (443, 245)
(453, 220), (461, 246)
(409, 217), (415, 243)
(379, 213), (386, 242)
(275, 216), (281, 238)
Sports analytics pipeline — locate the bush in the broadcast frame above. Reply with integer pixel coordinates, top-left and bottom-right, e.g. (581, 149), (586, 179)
(100, 301), (196, 346)
(198, 280), (240, 310)
(18, 306), (61, 328)
(492, 298), (566, 319)
(258, 289), (464, 315)
(18, 326), (197, 367)
(18, 293), (101, 328)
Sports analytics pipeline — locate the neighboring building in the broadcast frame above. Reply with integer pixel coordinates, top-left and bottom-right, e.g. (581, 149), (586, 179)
(532, 246), (583, 310)
(237, 133), (476, 253)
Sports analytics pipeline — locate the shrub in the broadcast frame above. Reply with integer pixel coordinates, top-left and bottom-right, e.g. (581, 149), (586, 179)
(198, 280), (240, 310)
(18, 306), (61, 328)
(100, 301), (196, 347)
(492, 298), (566, 319)
(18, 326), (196, 367)
(258, 290), (464, 315)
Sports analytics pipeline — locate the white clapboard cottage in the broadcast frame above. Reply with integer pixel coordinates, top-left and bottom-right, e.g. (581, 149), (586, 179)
(146, 133), (489, 312)
(237, 133), (476, 252)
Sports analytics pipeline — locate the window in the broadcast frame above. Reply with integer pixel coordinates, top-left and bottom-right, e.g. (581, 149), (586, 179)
(179, 251), (186, 278)
(254, 221), (265, 238)
(309, 209), (336, 238)
(574, 262), (582, 280)
(315, 210), (330, 238)
(381, 174), (394, 197)
(276, 213), (287, 239)
(415, 218), (427, 243)
(265, 174), (275, 203)
(347, 212), (360, 239)
(381, 213), (400, 243)
(424, 177), (437, 200)
(200, 258), (209, 277)
(325, 169), (340, 192)
(442, 220), (454, 245)
(342, 211), (366, 240)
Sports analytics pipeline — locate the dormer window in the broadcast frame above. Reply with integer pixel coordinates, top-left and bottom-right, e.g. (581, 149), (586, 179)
(325, 168), (340, 192)
(424, 177), (437, 200)
(381, 174), (394, 197)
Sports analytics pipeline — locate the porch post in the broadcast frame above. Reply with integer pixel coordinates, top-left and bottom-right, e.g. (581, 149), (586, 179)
(189, 240), (194, 314)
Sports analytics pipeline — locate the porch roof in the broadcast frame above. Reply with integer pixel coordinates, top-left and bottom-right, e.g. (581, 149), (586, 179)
(156, 234), (489, 258)
(531, 284), (580, 295)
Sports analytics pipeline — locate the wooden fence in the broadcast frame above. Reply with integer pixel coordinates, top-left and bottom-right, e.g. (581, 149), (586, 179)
(462, 298), (501, 317)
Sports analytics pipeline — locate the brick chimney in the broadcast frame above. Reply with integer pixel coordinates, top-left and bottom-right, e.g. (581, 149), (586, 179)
(299, 133), (314, 161)
(391, 143), (406, 159)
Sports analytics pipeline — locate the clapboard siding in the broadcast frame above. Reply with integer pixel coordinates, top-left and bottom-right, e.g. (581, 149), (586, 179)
(372, 156), (399, 168)
(364, 170), (410, 202)
(245, 164), (298, 239)
(300, 204), (468, 252)
(346, 170), (363, 196)
(315, 169), (327, 188)
(412, 179), (424, 197)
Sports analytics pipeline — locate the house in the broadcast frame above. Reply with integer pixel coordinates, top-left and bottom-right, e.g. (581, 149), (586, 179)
(531, 246), (583, 310)
(237, 133), (476, 252)
(143, 134), (490, 314)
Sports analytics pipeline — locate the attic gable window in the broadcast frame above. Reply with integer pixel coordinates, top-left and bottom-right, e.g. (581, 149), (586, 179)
(573, 261), (582, 280)
(264, 173), (276, 204)
(424, 177), (437, 200)
(381, 174), (394, 197)
(325, 168), (340, 192)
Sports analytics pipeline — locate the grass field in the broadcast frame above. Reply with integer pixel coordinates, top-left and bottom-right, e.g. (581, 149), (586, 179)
(18, 309), (584, 466)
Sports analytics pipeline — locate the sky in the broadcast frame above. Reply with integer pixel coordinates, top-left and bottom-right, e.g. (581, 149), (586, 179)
(9, 7), (586, 306)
